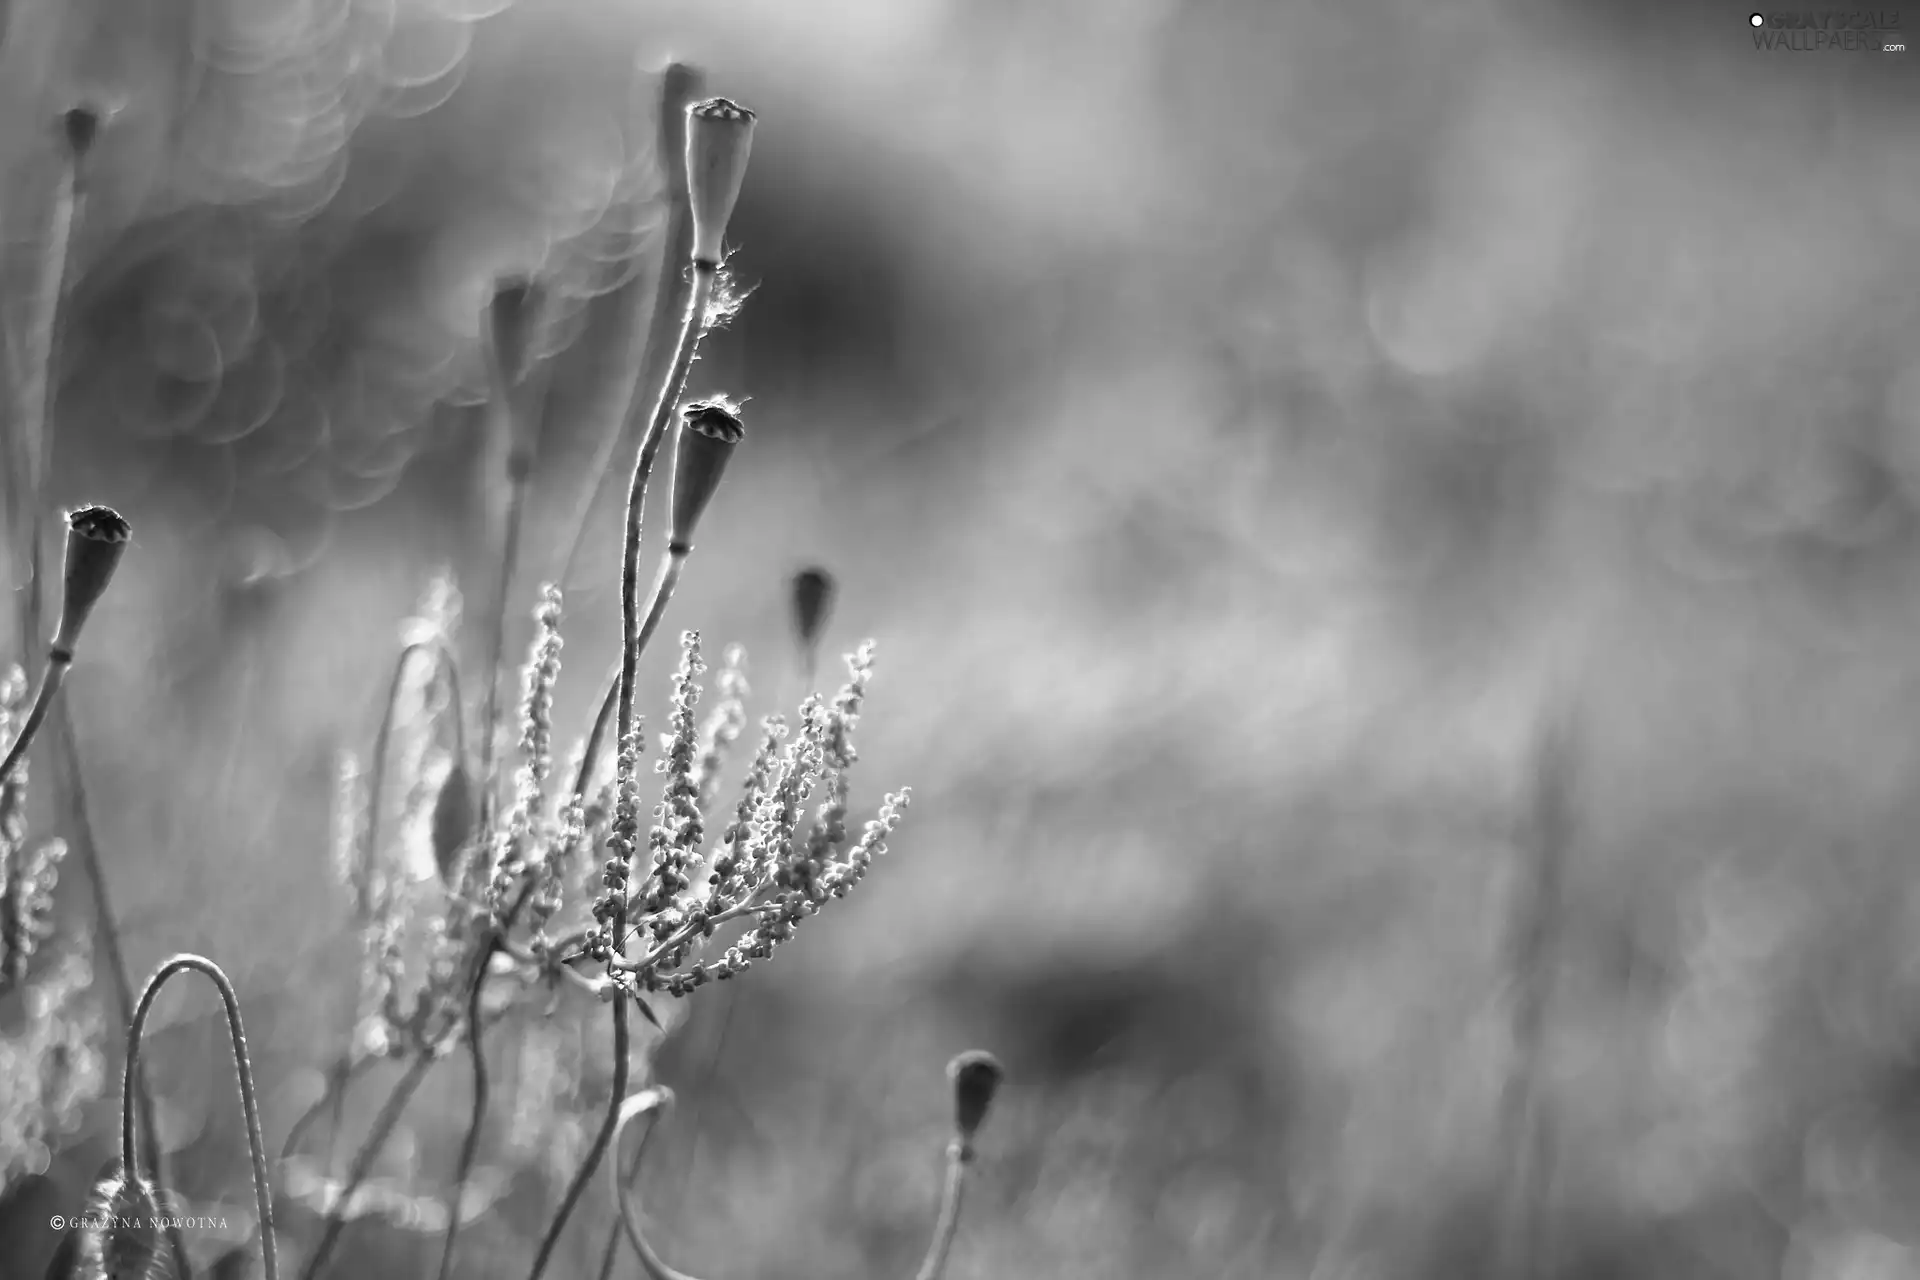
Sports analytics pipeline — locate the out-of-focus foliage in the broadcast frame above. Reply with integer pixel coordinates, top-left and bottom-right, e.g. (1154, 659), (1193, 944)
(4, 0), (1920, 1275)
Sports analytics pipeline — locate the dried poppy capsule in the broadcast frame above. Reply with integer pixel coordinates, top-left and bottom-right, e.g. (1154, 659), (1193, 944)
(51, 505), (131, 660)
(431, 757), (476, 887)
(946, 1050), (1005, 1150)
(667, 399), (745, 553)
(62, 105), (99, 159)
(685, 97), (755, 266)
(790, 566), (835, 654)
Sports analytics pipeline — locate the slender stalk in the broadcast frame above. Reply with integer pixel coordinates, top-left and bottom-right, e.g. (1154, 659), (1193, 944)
(305, 878), (534, 1279)
(16, 116), (83, 671)
(615, 264), (716, 753)
(279, 1052), (379, 1164)
(528, 996), (630, 1280)
(322, 638), (459, 1173)
(0, 650), (65, 781)
(1496, 708), (1576, 1280)
(557, 61), (705, 594)
(299, 1052), (434, 1280)
(611, 1090), (703, 1280)
(433, 953), (494, 1280)
(911, 1144), (971, 1280)
(123, 955), (277, 1280)
(594, 1125), (650, 1280)
(478, 439), (534, 830)
(53, 708), (190, 1279)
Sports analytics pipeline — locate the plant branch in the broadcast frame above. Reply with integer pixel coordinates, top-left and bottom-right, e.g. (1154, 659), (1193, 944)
(527, 995), (630, 1280)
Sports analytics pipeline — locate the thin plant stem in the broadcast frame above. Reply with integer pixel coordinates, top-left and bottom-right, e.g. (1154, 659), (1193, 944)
(16, 119), (83, 671)
(280, 1052), (378, 1165)
(613, 260), (716, 962)
(299, 1052), (433, 1280)
(433, 951), (493, 1280)
(615, 263), (716, 754)
(479, 444), (534, 831)
(557, 61), (705, 595)
(53, 706), (190, 1280)
(593, 1128), (649, 1280)
(123, 954), (278, 1280)
(0, 650), (65, 781)
(1496, 708), (1575, 1280)
(911, 1145), (971, 1280)
(611, 1092), (702, 1280)
(305, 878), (534, 1279)
(528, 996), (629, 1280)
(321, 638), (459, 1173)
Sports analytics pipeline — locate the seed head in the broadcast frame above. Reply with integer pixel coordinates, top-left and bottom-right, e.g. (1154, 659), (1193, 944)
(668, 398), (745, 553)
(51, 505), (131, 659)
(946, 1050), (1005, 1151)
(685, 97), (756, 265)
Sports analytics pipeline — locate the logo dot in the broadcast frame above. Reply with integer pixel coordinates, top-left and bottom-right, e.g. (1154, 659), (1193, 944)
(1750, 11), (1765, 25)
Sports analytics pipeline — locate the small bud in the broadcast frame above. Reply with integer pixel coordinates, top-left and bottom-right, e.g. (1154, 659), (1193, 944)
(790, 566), (836, 653)
(946, 1049), (1005, 1146)
(62, 106), (99, 159)
(667, 398), (745, 553)
(487, 276), (546, 390)
(79, 1172), (161, 1280)
(685, 97), (755, 265)
(51, 505), (131, 659)
(430, 757), (476, 886)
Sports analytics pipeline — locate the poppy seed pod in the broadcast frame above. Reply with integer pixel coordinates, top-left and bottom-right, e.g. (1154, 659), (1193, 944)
(685, 97), (755, 265)
(487, 276), (545, 389)
(62, 105), (99, 159)
(431, 757), (476, 886)
(947, 1050), (1005, 1147)
(51, 505), (131, 659)
(790, 566), (836, 652)
(668, 399), (745, 553)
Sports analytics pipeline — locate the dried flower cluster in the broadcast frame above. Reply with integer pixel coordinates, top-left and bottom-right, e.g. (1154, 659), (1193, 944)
(0, 74), (1005, 1280)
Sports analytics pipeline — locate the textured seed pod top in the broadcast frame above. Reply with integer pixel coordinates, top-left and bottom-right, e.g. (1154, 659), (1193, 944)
(668, 399), (746, 552)
(52, 505), (131, 658)
(946, 1049), (1005, 1147)
(685, 97), (756, 265)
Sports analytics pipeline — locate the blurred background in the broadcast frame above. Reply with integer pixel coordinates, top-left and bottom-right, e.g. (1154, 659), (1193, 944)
(4, 0), (1920, 1275)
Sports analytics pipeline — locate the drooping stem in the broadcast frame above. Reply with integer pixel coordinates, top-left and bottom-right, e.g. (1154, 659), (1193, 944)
(611, 1090), (704, 1280)
(527, 995), (630, 1280)
(123, 955), (278, 1280)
